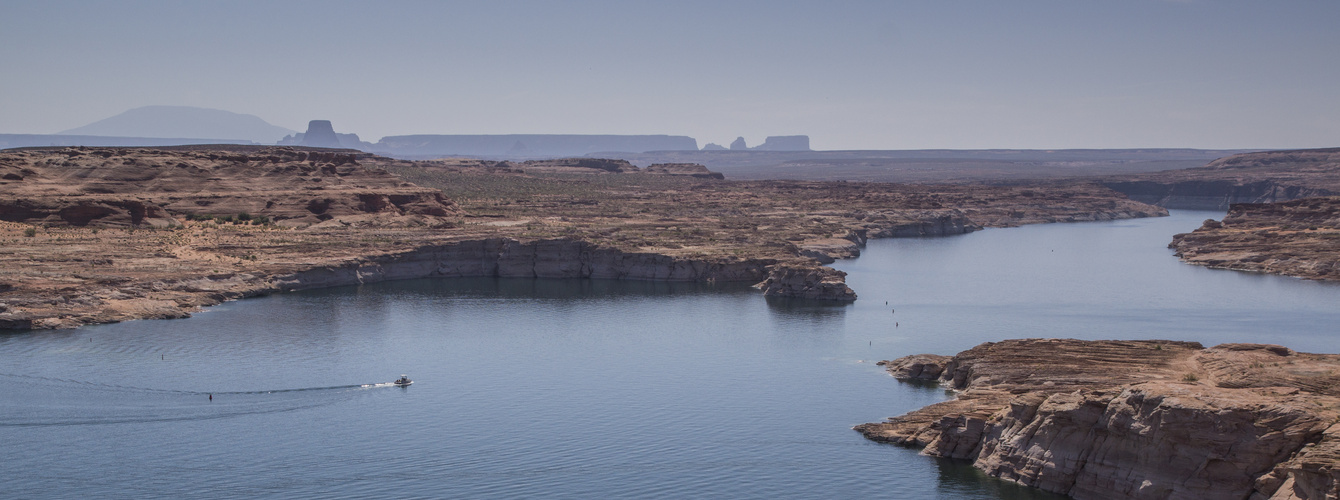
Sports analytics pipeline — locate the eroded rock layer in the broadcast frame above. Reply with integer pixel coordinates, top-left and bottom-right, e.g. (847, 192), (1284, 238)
(857, 339), (1340, 500)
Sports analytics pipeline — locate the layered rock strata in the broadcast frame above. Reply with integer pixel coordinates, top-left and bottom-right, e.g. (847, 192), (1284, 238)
(856, 339), (1340, 500)
(1170, 197), (1340, 281)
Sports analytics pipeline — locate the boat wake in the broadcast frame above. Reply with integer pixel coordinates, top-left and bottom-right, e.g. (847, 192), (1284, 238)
(0, 372), (407, 427)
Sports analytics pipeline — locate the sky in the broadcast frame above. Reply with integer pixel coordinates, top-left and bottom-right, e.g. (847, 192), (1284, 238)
(1, 0), (1338, 150)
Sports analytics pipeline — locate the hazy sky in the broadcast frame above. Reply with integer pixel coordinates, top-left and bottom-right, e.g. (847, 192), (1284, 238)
(2, 0), (1337, 149)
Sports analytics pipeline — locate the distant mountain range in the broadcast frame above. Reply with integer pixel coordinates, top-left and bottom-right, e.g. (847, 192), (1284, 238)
(58, 105), (296, 143)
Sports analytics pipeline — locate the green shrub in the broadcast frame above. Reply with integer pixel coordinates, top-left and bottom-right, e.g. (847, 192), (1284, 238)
(23, 227), (37, 237)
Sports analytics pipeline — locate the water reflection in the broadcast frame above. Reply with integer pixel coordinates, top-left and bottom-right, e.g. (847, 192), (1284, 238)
(936, 458), (1071, 500)
(336, 276), (758, 301)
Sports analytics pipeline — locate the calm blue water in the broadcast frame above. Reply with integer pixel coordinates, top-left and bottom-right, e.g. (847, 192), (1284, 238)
(2, 210), (1337, 499)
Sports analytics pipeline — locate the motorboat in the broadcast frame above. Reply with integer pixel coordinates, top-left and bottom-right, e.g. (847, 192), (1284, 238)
(394, 374), (412, 387)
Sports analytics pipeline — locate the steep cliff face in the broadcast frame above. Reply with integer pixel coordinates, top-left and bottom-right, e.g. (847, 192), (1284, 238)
(856, 339), (1340, 500)
(273, 238), (776, 291)
(867, 215), (980, 237)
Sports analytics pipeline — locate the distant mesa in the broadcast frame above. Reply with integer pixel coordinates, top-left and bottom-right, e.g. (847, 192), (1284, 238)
(371, 134), (699, 157)
(277, 120), (373, 150)
(730, 137), (748, 150)
(58, 105), (296, 143)
(752, 135), (810, 151)
(701, 143), (727, 151)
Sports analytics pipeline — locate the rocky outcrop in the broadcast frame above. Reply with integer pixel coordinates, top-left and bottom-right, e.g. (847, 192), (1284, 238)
(753, 265), (856, 301)
(1169, 197), (1340, 281)
(856, 339), (1340, 500)
(0, 197), (177, 227)
(875, 354), (950, 380)
(643, 163), (725, 179)
(516, 158), (640, 174)
(730, 137), (748, 151)
(1104, 148), (1340, 209)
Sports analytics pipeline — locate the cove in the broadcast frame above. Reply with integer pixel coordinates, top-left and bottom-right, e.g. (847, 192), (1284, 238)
(2, 210), (1337, 499)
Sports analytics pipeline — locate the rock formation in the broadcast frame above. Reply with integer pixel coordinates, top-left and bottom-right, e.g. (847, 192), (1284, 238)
(299, 120), (342, 148)
(730, 137), (748, 150)
(701, 143), (727, 151)
(643, 163), (725, 179)
(753, 265), (856, 301)
(1169, 197), (1340, 281)
(856, 339), (1340, 500)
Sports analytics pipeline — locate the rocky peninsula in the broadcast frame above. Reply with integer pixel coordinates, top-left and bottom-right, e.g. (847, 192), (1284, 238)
(0, 145), (1165, 330)
(857, 339), (1340, 500)
(1170, 197), (1340, 282)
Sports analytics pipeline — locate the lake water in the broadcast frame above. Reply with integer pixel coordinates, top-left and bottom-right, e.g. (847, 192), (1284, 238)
(3, 210), (1338, 499)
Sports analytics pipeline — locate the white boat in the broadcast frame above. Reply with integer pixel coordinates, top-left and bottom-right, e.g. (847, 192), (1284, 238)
(394, 374), (412, 386)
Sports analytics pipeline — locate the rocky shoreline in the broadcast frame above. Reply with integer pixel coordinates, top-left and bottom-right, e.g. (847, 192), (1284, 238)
(857, 339), (1340, 500)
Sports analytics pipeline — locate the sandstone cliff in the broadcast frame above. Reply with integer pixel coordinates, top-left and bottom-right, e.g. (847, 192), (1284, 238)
(856, 339), (1340, 500)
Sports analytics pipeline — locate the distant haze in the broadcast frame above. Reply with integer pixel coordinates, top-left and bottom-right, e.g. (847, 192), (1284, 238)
(2, 1), (1338, 150)
(59, 106), (296, 143)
